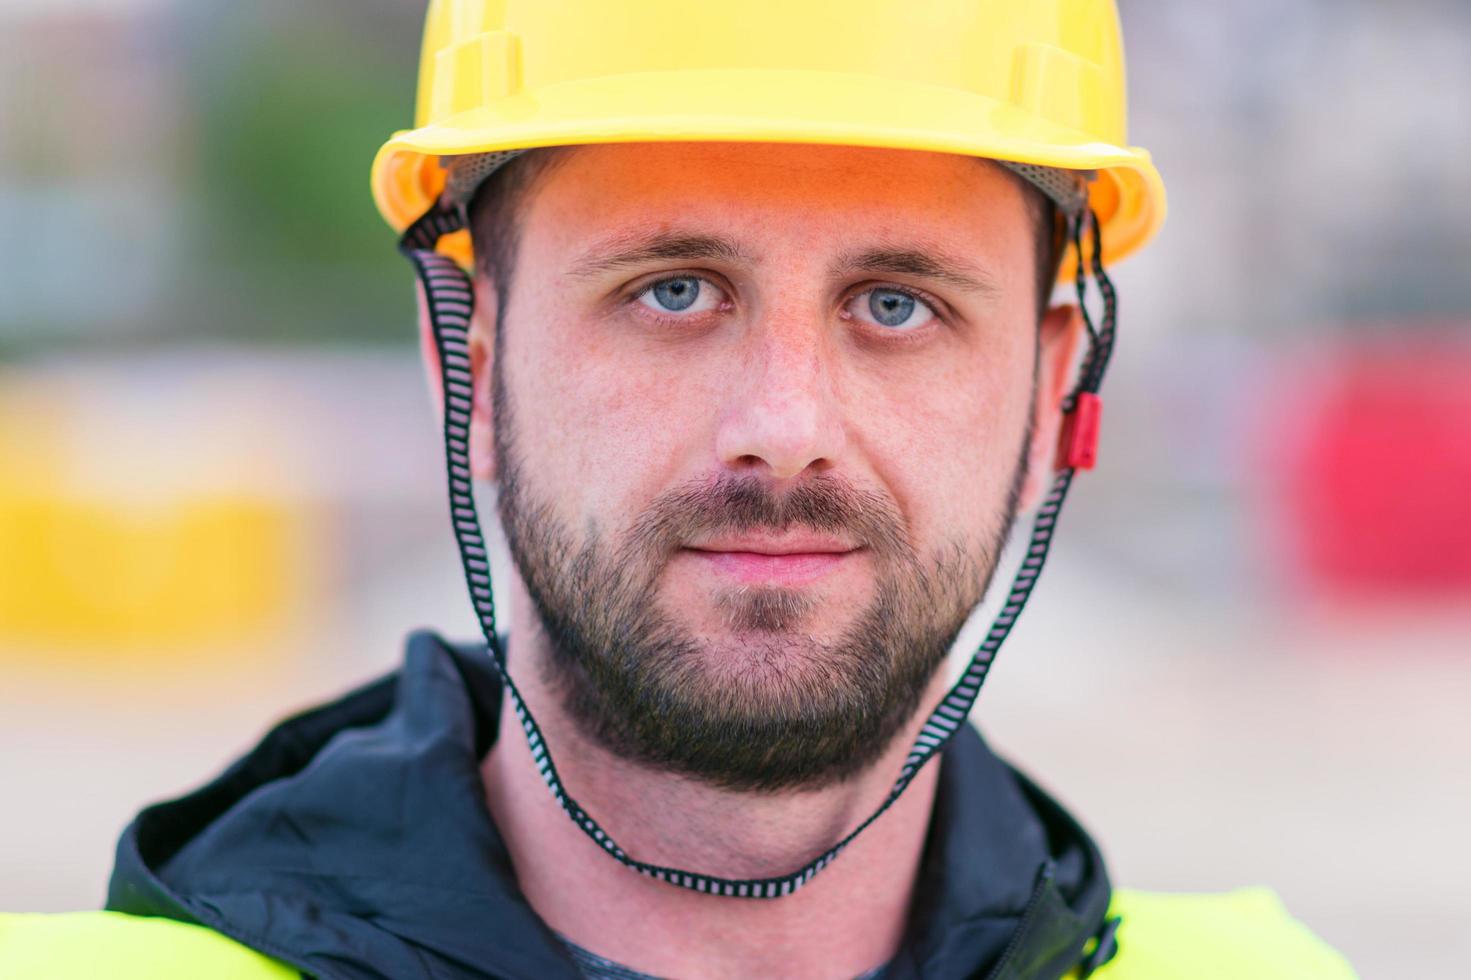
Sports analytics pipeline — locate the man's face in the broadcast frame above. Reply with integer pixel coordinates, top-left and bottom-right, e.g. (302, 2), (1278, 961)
(471, 142), (1075, 792)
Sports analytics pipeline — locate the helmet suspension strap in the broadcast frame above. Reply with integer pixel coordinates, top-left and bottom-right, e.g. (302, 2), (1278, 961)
(400, 202), (1118, 899)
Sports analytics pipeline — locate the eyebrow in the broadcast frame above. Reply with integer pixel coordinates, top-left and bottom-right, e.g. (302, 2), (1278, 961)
(567, 231), (756, 279)
(831, 246), (1000, 296)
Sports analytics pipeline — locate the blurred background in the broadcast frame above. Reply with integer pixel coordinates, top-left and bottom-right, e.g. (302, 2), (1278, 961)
(2, 1), (1468, 975)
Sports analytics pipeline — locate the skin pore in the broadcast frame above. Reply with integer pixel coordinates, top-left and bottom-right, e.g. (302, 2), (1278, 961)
(418, 142), (1083, 979)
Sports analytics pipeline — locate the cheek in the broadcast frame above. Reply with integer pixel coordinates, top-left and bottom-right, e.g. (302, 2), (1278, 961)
(505, 297), (717, 529)
(848, 335), (1034, 548)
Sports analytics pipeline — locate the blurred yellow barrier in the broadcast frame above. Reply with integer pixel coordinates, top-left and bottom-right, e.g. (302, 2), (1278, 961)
(0, 376), (309, 659)
(0, 493), (296, 654)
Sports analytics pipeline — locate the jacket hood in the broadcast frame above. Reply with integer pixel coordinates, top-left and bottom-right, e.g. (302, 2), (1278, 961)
(108, 631), (1114, 979)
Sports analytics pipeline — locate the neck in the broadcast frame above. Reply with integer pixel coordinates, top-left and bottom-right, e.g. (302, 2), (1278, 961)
(482, 591), (946, 980)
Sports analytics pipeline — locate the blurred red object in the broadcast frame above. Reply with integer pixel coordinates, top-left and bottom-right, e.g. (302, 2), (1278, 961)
(1265, 328), (1471, 598)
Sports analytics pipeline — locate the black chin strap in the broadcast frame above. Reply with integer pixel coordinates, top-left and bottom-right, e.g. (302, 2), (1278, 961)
(400, 205), (1117, 899)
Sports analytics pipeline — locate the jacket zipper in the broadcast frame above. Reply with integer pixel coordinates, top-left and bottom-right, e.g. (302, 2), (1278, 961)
(983, 862), (1056, 980)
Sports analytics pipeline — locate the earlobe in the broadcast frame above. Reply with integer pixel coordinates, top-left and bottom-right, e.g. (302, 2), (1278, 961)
(415, 276), (499, 484)
(1017, 304), (1086, 513)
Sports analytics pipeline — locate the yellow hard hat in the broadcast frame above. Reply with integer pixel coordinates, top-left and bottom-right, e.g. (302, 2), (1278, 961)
(372, 0), (1165, 275)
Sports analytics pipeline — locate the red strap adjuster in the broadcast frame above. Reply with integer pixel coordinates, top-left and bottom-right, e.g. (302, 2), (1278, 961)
(1057, 393), (1103, 471)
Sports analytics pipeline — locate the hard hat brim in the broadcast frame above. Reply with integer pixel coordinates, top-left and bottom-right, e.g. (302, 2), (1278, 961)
(372, 68), (1165, 277)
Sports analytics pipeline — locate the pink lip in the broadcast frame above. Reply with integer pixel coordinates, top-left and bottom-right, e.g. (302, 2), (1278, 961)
(684, 536), (859, 585)
(691, 532), (857, 555)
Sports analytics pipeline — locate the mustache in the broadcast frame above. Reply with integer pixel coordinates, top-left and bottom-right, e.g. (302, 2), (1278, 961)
(621, 473), (912, 561)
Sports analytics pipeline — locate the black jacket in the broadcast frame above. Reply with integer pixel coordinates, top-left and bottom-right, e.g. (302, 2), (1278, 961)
(107, 631), (1117, 979)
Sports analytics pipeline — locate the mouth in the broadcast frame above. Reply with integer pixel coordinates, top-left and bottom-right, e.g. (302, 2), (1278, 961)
(682, 534), (861, 586)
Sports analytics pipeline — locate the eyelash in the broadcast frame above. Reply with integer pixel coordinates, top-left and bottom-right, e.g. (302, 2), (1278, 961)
(625, 274), (731, 325)
(845, 284), (943, 326)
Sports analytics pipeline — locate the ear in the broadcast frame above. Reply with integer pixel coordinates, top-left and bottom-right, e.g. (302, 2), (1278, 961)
(1017, 303), (1086, 513)
(416, 274), (499, 483)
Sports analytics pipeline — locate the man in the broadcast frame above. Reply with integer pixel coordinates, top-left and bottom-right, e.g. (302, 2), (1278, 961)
(0, 1), (1356, 977)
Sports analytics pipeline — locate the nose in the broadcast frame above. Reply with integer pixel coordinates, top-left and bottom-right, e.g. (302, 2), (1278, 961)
(714, 323), (847, 480)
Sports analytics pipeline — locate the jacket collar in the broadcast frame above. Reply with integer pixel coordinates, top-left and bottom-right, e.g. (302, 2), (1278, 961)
(108, 631), (1112, 979)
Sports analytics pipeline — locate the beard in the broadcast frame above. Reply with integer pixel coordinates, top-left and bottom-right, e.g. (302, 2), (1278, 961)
(494, 377), (1030, 793)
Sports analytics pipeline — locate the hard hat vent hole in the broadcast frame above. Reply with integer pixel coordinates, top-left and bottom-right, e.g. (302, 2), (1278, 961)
(442, 149), (528, 210)
(998, 161), (1093, 216)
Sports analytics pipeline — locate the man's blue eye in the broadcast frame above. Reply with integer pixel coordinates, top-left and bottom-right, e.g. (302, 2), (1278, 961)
(652, 277), (700, 312)
(869, 289), (916, 328)
(635, 276), (722, 317)
(848, 287), (936, 331)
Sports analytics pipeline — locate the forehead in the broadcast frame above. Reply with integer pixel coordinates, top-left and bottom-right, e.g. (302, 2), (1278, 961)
(518, 142), (1034, 253)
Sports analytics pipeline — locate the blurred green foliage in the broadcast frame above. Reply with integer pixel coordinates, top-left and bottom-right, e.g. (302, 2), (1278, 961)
(184, 2), (422, 343)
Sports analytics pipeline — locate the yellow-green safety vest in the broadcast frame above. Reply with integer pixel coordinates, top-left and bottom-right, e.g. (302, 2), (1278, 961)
(0, 887), (1356, 978)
